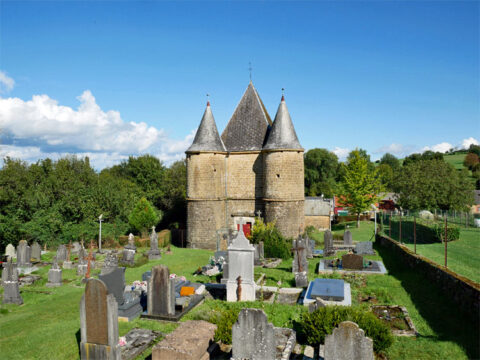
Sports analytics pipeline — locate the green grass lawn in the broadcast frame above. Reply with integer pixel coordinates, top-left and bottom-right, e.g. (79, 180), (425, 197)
(1, 235), (479, 359)
(381, 220), (480, 283)
(443, 153), (467, 170)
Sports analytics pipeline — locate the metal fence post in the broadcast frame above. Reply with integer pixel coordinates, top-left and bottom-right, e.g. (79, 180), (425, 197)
(389, 213), (392, 238)
(414, 216), (417, 254)
(399, 214), (402, 244)
(444, 216), (448, 268)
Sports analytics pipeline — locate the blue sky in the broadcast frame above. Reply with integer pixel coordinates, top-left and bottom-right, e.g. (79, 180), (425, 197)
(0, 1), (478, 169)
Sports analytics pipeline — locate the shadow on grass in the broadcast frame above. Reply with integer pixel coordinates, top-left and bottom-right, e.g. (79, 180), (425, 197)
(75, 329), (81, 357)
(374, 241), (480, 359)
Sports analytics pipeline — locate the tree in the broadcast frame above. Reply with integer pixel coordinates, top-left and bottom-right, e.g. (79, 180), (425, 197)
(128, 197), (161, 237)
(403, 151), (443, 166)
(468, 144), (480, 157)
(379, 153), (400, 172)
(339, 150), (383, 227)
(396, 159), (474, 211)
(464, 152), (479, 170)
(347, 148), (375, 172)
(304, 149), (339, 197)
(377, 164), (394, 191)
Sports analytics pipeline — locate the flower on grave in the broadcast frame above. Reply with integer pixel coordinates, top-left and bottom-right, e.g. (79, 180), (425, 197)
(277, 280), (282, 286)
(118, 337), (126, 346)
(169, 273), (176, 279)
(179, 276), (186, 282)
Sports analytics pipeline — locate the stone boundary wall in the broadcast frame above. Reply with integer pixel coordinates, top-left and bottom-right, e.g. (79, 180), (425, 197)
(376, 234), (480, 319)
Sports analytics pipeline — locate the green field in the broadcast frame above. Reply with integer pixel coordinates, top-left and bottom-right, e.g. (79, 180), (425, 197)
(0, 230), (479, 359)
(443, 152), (467, 170)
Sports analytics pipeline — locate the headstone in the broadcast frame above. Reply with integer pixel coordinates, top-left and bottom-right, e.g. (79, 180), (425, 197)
(147, 227), (161, 260)
(231, 308), (275, 360)
(152, 320), (217, 360)
(46, 258), (62, 287)
(125, 233), (136, 251)
(121, 249), (135, 266)
(355, 242), (375, 255)
(324, 321), (374, 360)
(342, 253), (364, 270)
(147, 265), (175, 316)
(343, 230), (353, 246)
(306, 239), (314, 259)
(292, 237), (309, 273)
(1, 261), (23, 305)
(5, 244), (15, 259)
(295, 271), (308, 288)
(16, 240), (32, 267)
(31, 242), (41, 261)
(254, 241), (264, 264)
(80, 279), (121, 360)
(226, 221), (255, 302)
(77, 255), (88, 276)
(99, 267), (142, 321)
(56, 244), (67, 263)
(71, 241), (82, 254)
(102, 252), (119, 275)
(309, 278), (345, 301)
(324, 230), (335, 256)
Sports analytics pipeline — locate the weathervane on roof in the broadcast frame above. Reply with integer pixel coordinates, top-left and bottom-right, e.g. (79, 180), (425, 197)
(248, 62), (253, 81)
(206, 93), (210, 106)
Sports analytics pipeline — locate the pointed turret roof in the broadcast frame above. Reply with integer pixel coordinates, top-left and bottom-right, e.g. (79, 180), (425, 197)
(186, 102), (226, 153)
(263, 95), (303, 151)
(221, 82), (272, 151)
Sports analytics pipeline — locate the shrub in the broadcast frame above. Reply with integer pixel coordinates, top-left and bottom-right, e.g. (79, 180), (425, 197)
(297, 306), (394, 353)
(250, 218), (291, 259)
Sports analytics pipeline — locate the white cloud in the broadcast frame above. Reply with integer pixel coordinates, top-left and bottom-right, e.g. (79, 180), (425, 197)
(374, 143), (415, 157)
(461, 137), (479, 149)
(0, 90), (195, 169)
(421, 142), (453, 153)
(0, 71), (15, 93)
(332, 147), (350, 161)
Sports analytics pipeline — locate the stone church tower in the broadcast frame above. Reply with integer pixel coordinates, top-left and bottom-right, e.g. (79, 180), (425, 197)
(186, 82), (304, 249)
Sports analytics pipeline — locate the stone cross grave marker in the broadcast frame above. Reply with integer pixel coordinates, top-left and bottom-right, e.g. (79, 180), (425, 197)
(5, 244), (15, 259)
(148, 265), (175, 316)
(324, 321), (374, 360)
(31, 242), (41, 261)
(1, 261), (23, 305)
(16, 240), (31, 267)
(342, 253), (364, 270)
(226, 220), (255, 302)
(232, 308), (275, 360)
(292, 237), (308, 273)
(343, 230), (353, 245)
(80, 278), (121, 360)
(56, 244), (67, 263)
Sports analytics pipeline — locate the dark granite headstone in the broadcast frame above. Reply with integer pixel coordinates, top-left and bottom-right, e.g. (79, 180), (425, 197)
(31, 242), (41, 261)
(309, 278), (345, 302)
(99, 267), (126, 306)
(343, 230), (353, 245)
(323, 230), (334, 256)
(342, 253), (363, 270)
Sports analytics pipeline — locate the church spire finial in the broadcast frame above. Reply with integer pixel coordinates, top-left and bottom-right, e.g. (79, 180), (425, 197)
(248, 62), (252, 81)
(206, 93), (210, 107)
(281, 88), (285, 102)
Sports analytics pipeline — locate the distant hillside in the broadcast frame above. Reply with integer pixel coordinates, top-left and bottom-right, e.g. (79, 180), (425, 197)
(443, 152), (468, 170)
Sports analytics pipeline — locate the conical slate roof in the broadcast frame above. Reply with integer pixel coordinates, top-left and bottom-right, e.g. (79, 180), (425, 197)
(221, 82), (272, 151)
(263, 96), (303, 151)
(186, 102), (226, 153)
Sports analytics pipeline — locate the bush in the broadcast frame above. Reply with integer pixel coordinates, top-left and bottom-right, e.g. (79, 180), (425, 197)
(250, 218), (291, 259)
(297, 306), (394, 353)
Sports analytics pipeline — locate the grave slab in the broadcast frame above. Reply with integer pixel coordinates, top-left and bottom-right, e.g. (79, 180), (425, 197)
(318, 260), (387, 275)
(304, 280), (351, 307)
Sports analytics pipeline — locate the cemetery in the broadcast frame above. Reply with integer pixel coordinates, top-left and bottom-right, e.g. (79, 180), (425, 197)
(0, 220), (479, 360)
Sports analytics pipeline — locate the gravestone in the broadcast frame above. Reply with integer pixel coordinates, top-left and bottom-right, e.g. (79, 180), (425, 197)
(31, 242), (41, 261)
(342, 253), (364, 270)
(343, 230), (353, 246)
(292, 237), (308, 273)
(309, 278), (345, 301)
(226, 221), (255, 302)
(306, 239), (314, 259)
(324, 321), (374, 360)
(99, 267), (142, 321)
(254, 242), (264, 265)
(1, 261), (23, 305)
(355, 242), (375, 255)
(80, 279), (121, 360)
(102, 252), (119, 275)
(77, 256), (88, 276)
(5, 244), (15, 259)
(231, 308), (275, 360)
(71, 241), (82, 254)
(16, 240), (32, 267)
(125, 233), (136, 251)
(121, 249), (135, 266)
(56, 244), (67, 263)
(147, 265), (175, 316)
(295, 272), (308, 288)
(147, 227), (161, 260)
(46, 258), (62, 287)
(324, 230), (335, 256)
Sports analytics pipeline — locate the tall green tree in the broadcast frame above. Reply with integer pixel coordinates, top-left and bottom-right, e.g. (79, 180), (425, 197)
(304, 148), (339, 197)
(379, 153), (400, 172)
(396, 159), (474, 211)
(340, 149), (383, 227)
(128, 197), (161, 237)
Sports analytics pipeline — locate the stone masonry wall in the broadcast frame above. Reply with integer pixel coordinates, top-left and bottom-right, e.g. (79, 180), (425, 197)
(265, 200), (305, 238)
(226, 153), (263, 199)
(187, 200), (225, 249)
(376, 234), (480, 319)
(187, 153), (226, 199)
(263, 150), (304, 200)
(305, 215), (330, 230)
